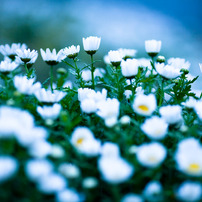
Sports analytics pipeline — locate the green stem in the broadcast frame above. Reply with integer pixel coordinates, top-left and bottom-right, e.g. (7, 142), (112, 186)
(50, 66), (54, 93)
(74, 58), (84, 88)
(159, 78), (164, 106)
(90, 54), (95, 89)
(24, 63), (29, 77)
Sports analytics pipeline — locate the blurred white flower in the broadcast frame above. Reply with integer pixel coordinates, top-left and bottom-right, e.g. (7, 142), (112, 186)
(135, 86), (144, 95)
(37, 103), (61, 120)
(124, 90), (132, 99)
(101, 142), (120, 158)
(56, 189), (84, 202)
(121, 59), (139, 78)
(132, 94), (157, 116)
(175, 138), (202, 176)
(0, 43), (27, 60)
(145, 40), (161, 57)
(70, 127), (101, 157)
(121, 193), (143, 202)
(63, 80), (73, 89)
(81, 68), (105, 81)
(141, 116), (168, 140)
(16, 48), (38, 63)
(159, 105), (183, 124)
(63, 45), (80, 59)
(96, 98), (120, 127)
(83, 36), (101, 55)
(29, 140), (52, 158)
(176, 181), (202, 202)
(182, 97), (198, 109)
(79, 88), (107, 114)
(37, 173), (67, 194)
(120, 115), (131, 125)
(40, 48), (65, 65)
(118, 48), (137, 59)
(16, 126), (48, 147)
(82, 177), (98, 189)
(14, 76), (41, 95)
(194, 100), (202, 120)
(50, 144), (65, 158)
(168, 58), (190, 70)
(34, 88), (67, 103)
(0, 60), (19, 73)
(143, 181), (163, 202)
(98, 156), (134, 184)
(0, 156), (18, 183)
(108, 50), (123, 66)
(136, 142), (167, 168)
(156, 63), (181, 79)
(103, 54), (111, 64)
(25, 159), (53, 181)
(0, 106), (35, 139)
(58, 163), (80, 179)
(80, 98), (97, 114)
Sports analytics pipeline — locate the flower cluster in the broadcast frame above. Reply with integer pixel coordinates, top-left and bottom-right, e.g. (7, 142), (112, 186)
(0, 37), (201, 202)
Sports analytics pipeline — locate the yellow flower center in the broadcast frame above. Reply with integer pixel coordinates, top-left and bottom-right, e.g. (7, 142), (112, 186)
(76, 138), (84, 145)
(188, 163), (200, 173)
(148, 156), (157, 163)
(138, 105), (149, 112)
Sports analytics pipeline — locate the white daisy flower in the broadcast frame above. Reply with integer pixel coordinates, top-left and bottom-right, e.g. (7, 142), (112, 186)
(101, 142), (120, 158)
(83, 36), (101, 55)
(159, 105), (182, 124)
(40, 48), (65, 65)
(0, 156), (18, 183)
(145, 40), (161, 57)
(121, 59), (139, 78)
(58, 163), (80, 179)
(81, 68), (105, 81)
(121, 193), (143, 202)
(143, 181), (163, 202)
(155, 63), (182, 79)
(37, 103), (61, 120)
(182, 97), (198, 109)
(0, 43), (27, 60)
(0, 60), (19, 73)
(25, 159), (53, 181)
(0, 106), (35, 139)
(132, 94), (157, 116)
(37, 173), (67, 194)
(63, 45), (80, 59)
(16, 48), (38, 64)
(136, 142), (167, 168)
(175, 138), (202, 176)
(96, 98), (120, 127)
(168, 57), (191, 70)
(14, 75), (41, 95)
(119, 115), (131, 125)
(98, 156), (134, 184)
(34, 88), (67, 103)
(176, 181), (202, 202)
(108, 50), (123, 66)
(194, 100), (202, 120)
(118, 48), (137, 59)
(56, 189), (84, 202)
(70, 127), (101, 157)
(141, 116), (168, 140)
(82, 177), (98, 189)
(124, 90), (132, 99)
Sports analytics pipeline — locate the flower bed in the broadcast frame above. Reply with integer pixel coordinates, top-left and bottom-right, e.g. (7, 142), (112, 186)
(0, 38), (201, 201)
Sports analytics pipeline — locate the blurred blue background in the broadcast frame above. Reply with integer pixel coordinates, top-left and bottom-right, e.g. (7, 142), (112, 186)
(0, 0), (201, 90)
